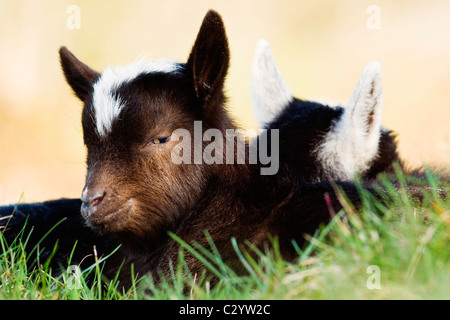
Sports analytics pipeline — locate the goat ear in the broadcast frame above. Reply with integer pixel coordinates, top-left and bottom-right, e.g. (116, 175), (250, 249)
(252, 39), (293, 126)
(341, 62), (383, 150)
(59, 47), (100, 102)
(344, 62), (383, 136)
(316, 62), (384, 180)
(187, 10), (229, 104)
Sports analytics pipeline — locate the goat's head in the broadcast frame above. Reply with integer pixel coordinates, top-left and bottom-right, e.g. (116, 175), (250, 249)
(252, 39), (399, 182)
(59, 10), (231, 248)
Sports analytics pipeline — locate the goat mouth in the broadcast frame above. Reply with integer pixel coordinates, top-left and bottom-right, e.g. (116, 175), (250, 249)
(81, 199), (134, 233)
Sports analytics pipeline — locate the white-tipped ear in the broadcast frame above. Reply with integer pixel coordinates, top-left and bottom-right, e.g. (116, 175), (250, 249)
(252, 39), (293, 126)
(339, 61), (383, 173)
(315, 62), (384, 180)
(344, 61), (383, 138)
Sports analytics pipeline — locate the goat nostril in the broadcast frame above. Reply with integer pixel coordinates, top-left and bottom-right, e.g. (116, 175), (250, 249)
(82, 190), (106, 208)
(90, 191), (106, 207)
(91, 195), (103, 207)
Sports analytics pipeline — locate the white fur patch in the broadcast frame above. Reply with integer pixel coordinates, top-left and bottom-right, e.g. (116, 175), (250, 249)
(92, 58), (181, 137)
(252, 39), (293, 126)
(315, 62), (383, 180)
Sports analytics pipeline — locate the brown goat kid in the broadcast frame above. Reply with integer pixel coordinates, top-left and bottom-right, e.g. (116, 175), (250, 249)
(59, 10), (380, 286)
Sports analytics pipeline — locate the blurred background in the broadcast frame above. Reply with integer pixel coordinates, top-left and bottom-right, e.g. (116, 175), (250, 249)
(0, 0), (449, 203)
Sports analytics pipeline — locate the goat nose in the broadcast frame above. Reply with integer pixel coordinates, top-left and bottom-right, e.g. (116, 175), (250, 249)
(81, 189), (106, 208)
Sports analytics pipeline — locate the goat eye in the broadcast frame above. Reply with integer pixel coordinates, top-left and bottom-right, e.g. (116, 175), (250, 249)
(149, 137), (169, 145)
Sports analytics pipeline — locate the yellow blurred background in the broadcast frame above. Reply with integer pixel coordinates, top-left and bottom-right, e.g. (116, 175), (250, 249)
(0, 0), (449, 203)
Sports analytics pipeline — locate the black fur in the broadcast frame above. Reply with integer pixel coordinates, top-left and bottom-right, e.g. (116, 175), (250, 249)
(267, 99), (344, 182)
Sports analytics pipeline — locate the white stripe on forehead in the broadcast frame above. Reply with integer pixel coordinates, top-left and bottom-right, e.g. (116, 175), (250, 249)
(92, 58), (181, 137)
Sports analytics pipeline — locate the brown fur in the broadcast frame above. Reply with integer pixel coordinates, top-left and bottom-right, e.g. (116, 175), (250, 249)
(59, 10), (380, 287)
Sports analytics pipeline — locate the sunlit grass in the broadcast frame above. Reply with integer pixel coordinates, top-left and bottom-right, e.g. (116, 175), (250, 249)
(1, 170), (449, 300)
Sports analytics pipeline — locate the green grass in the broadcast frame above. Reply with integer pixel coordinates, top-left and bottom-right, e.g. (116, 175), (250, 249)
(0, 223), (135, 300)
(1, 170), (449, 300)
